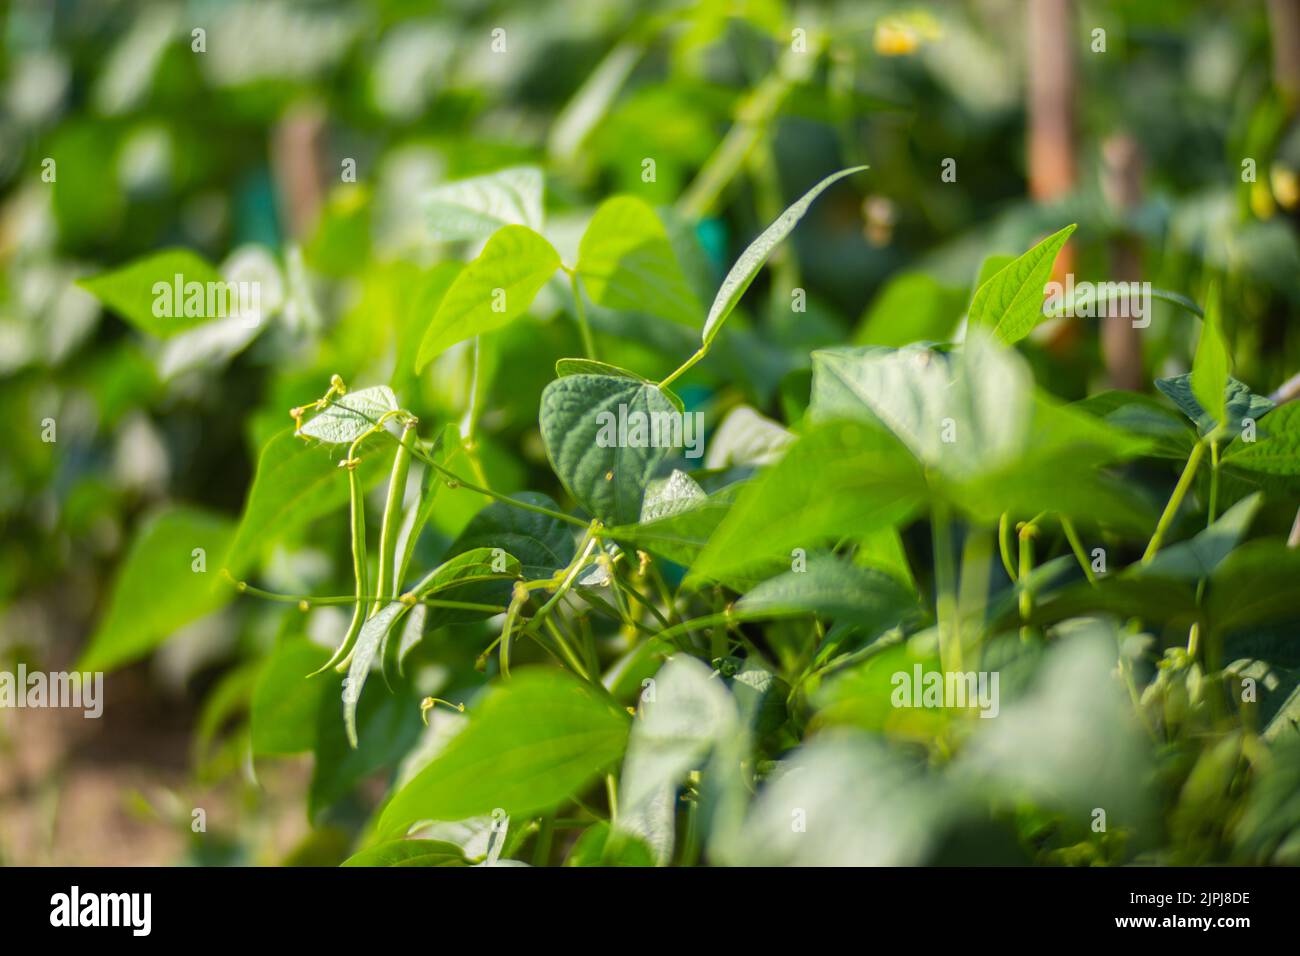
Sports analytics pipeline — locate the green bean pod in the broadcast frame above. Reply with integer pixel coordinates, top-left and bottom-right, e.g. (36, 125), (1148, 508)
(312, 461), (369, 676)
(372, 420), (414, 617)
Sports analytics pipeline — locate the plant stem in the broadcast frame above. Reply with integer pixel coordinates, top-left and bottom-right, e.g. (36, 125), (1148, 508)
(1141, 441), (1207, 563)
(997, 512), (1017, 582)
(931, 501), (962, 673)
(1060, 515), (1096, 586)
(1207, 440), (1221, 527)
(567, 269), (597, 360)
(1018, 522), (1036, 643)
(659, 346), (706, 390)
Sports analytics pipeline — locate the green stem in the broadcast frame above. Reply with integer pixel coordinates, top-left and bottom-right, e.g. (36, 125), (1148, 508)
(1017, 523), (1036, 642)
(1142, 441), (1207, 563)
(931, 501), (961, 673)
(997, 512), (1016, 582)
(568, 269), (597, 360)
(1207, 440), (1221, 527)
(373, 422), (415, 614)
(1060, 515), (1096, 586)
(659, 347), (706, 390)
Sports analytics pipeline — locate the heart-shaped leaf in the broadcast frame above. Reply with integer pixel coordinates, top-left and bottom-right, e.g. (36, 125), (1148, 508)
(539, 373), (680, 525)
(378, 668), (630, 832)
(968, 224), (1076, 344)
(577, 195), (702, 326)
(415, 225), (560, 371)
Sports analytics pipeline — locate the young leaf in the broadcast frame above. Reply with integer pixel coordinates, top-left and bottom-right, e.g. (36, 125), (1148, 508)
(1191, 283), (1230, 428)
(78, 248), (224, 338)
(415, 225), (561, 371)
(539, 373), (679, 525)
(702, 165), (869, 347)
(605, 482), (740, 569)
(296, 386), (397, 444)
(967, 224), (1077, 344)
(1156, 374), (1274, 438)
(226, 428), (391, 577)
(704, 404), (795, 469)
(422, 166), (544, 242)
(378, 669), (630, 832)
(79, 507), (235, 672)
(576, 196), (702, 327)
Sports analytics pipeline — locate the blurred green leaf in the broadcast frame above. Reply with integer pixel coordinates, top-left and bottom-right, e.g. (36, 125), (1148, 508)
(415, 225), (560, 371)
(79, 507), (235, 672)
(378, 669), (629, 833)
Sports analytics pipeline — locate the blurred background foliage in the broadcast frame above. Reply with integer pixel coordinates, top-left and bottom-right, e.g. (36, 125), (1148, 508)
(1, 0), (1299, 865)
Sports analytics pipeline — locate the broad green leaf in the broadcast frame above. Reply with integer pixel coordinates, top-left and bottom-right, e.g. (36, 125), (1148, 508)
(736, 553), (919, 628)
(296, 386), (397, 444)
(577, 196), (702, 327)
(1074, 390), (1196, 460)
(78, 248), (224, 338)
(1139, 492), (1261, 580)
(955, 622), (1151, 822)
(704, 405), (793, 469)
(692, 420), (924, 584)
(967, 224), (1076, 344)
(810, 334), (1032, 479)
(1206, 541), (1300, 635)
(1191, 284), (1230, 427)
(702, 165), (869, 347)
(226, 428), (391, 577)
(1223, 400), (1300, 475)
(615, 656), (738, 864)
(310, 674), (422, 821)
(79, 507), (235, 672)
(378, 669), (630, 832)
(449, 492), (576, 579)
(556, 358), (684, 411)
(422, 166), (544, 242)
(415, 225), (560, 371)
(854, 271), (966, 347)
(721, 731), (953, 866)
(1156, 374), (1274, 438)
(539, 373), (679, 525)
(341, 839), (471, 867)
(251, 639), (331, 756)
